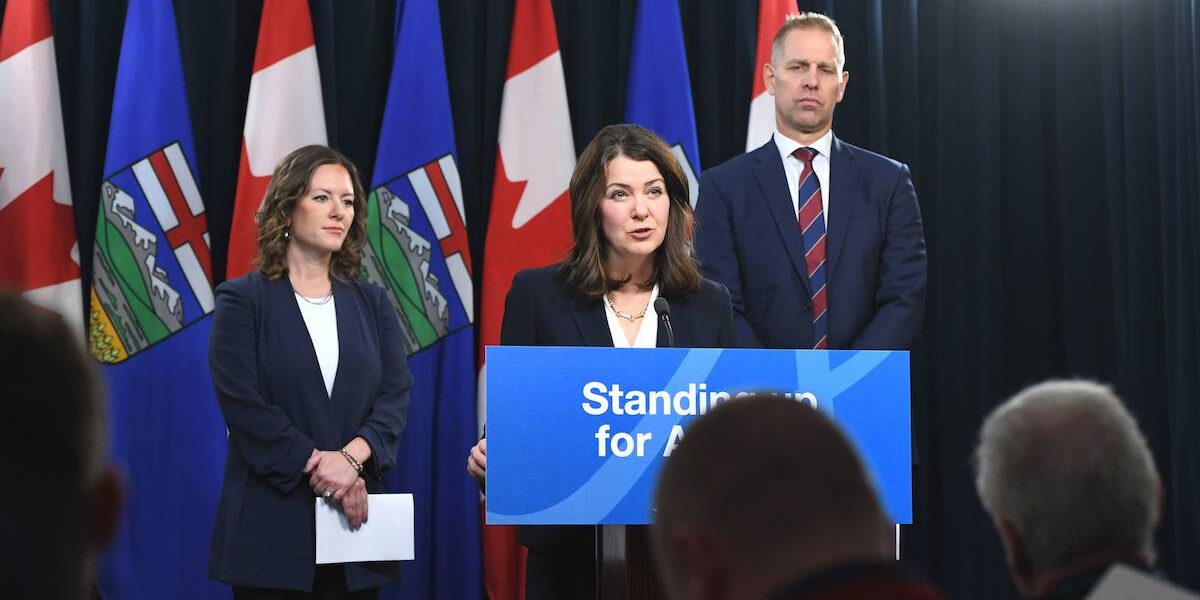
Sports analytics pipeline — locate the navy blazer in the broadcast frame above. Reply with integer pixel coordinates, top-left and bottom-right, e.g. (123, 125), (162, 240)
(207, 273), (412, 592)
(695, 136), (927, 349)
(500, 265), (735, 349)
(498, 265), (733, 558)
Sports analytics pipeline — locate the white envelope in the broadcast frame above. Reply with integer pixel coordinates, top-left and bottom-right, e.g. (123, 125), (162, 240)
(315, 493), (414, 564)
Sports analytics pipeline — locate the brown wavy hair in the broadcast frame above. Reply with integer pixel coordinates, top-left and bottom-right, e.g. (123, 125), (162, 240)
(559, 124), (701, 299)
(255, 145), (368, 282)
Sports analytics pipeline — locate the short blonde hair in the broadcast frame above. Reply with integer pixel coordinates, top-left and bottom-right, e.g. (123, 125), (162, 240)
(771, 12), (846, 72)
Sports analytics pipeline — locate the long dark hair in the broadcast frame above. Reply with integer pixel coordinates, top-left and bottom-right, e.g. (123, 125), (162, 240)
(558, 124), (701, 298)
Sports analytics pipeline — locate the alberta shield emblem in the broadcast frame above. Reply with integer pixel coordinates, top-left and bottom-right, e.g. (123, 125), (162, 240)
(89, 141), (213, 363)
(362, 154), (474, 354)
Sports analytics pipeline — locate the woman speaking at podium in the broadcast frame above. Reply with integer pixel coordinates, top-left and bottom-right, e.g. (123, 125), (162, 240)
(468, 124), (734, 598)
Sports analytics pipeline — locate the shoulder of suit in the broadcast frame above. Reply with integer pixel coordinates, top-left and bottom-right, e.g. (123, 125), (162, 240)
(704, 143), (774, 179)
(836, 138), (907, 173)
(345, 277), (391, 307)
(345, 276), (381, 294)
(697, 277), (733, 305)
(512, 263), (565, 291)
(214, 271), (265, 300)
(671, 277), (731, 311)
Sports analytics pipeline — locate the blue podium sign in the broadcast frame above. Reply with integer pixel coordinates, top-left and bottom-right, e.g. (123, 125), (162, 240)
(485, 347), (911, 525)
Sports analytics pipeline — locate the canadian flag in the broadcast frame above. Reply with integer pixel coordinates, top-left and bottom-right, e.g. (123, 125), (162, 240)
(0, 0), (81, 332)
(479, 0), (576, 597)
(226, 0), (327, 279)
(745, 0), (798, 151)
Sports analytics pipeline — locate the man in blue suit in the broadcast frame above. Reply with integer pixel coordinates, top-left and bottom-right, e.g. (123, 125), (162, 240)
(696, 12), (926, 350)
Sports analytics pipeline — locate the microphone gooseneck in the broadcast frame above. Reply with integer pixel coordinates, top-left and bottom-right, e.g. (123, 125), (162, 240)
(654, 297), (675, 348)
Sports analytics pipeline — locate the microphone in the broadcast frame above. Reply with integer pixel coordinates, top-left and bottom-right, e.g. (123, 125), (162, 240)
(654, 297), (675, 348)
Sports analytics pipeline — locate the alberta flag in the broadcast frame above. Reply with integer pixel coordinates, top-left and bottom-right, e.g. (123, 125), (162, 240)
(366, 0), (482, 597)
(90, 0), (228, 597)
(626, 0), (701, 205)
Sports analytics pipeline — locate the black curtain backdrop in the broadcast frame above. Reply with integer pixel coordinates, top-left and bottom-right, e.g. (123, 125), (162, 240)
(6, 0), (1196, 597)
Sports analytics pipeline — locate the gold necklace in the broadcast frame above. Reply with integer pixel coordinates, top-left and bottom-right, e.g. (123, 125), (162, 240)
(605, 294), (647, 323)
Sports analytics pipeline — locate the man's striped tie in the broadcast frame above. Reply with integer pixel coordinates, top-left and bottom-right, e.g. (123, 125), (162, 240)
(794, 147), (828, 349)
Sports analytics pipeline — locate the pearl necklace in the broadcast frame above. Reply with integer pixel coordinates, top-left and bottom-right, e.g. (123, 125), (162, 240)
(605, 294), (647, 323)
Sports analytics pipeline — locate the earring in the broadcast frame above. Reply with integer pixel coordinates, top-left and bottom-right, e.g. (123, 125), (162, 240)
(284, 229), (291, 240)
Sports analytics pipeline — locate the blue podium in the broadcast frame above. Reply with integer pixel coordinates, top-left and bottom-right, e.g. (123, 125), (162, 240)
(486, 346), (913, 527)
(485, 346), (914, 600)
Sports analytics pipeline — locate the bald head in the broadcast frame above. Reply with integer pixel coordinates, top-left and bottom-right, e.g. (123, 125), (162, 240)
(652, 394), (892, 599)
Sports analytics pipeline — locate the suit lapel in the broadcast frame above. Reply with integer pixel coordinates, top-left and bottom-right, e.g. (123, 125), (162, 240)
(570, 293), (614, 347)
(328, 279), (352, 405)
(277, 278), (329, 399)
(825, 137), (855, 282)
(274, 277), (339, 431)
(754, 140), (812, 296)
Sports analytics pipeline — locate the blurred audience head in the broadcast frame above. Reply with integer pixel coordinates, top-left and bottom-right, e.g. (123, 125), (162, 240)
(0, 292), (122, 599)
(975, 379), (1161, 597)
(652, 393), (894, 600)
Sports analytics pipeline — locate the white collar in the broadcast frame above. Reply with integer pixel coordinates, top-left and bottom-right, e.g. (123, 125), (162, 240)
(773, 126), (834, 161)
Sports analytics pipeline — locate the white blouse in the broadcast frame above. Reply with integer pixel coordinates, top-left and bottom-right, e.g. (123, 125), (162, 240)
(294, 293), (339, 397)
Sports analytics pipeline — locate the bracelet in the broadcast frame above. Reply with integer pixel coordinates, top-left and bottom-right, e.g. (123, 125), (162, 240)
(339, 449), (364, 475)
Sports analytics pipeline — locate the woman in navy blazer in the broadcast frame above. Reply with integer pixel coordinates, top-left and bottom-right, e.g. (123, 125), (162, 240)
(467, 124), (734, 599)
(208, 146), (411, 598)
